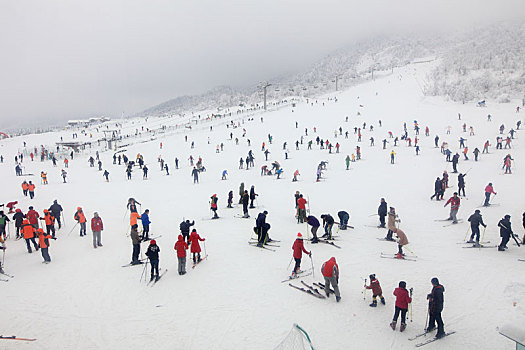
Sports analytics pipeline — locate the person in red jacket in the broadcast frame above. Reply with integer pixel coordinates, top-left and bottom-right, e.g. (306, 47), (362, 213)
(444, 192), (460, 224)
(189, 229), (205, 264)
(390, 281), (412, 332)
(296, 195), (307, 223)
(321, 257), (340, 302)
(91, 212), (103, 249)
(26, 206), (40, 229)
(291, 233), (311, 276)
(174, 234), (188, 275)
(365, 274), (386, 307)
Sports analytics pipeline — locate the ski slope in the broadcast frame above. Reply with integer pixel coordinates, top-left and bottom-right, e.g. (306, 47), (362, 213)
(1, 62), (524, 349)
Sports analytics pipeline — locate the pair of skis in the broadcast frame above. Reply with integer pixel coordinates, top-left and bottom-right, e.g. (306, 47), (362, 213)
(148, 269), (168, 287)
(192, 255), (208, 269)
(1, 272), (14, 281)
(281, 270), (312, 283)
(380, 253), (416, 261)
(288, 281), (326, 299)
(409, 330), (456, 347)
(316, 239), (341, 249)
(0, 335), (36, 342)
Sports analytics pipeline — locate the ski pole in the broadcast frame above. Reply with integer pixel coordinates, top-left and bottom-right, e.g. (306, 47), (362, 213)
(409, 288), (413, 322)
(287, 257), (293, 270)
(424, 305), (430, 331)
(362, 278), (367, 300)
(309, 254), (314, 279)
(404, 245), (416, 256)
(204, 240), (207, 257)
(463, 226), (471, 241)
(67, 222), (79, 236)
(480, 226), (487, 246)
(141, 258), (149, 283)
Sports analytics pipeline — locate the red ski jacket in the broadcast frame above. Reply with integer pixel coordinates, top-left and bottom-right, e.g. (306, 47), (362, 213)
(189, 231), (205, 253)
(91, 217), (103, 231)
(297, 197), (307, 210)
(445, 196), (460, 210)
(174, 235), (188, 258)
(366, 279), (382, 296)
(321, 257), (339, 278)
(393, 287), (412, 309)
(292, 239), (309, 259)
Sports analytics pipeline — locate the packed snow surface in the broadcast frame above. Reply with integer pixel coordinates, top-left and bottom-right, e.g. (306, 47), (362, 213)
(1, 63), (524, 349)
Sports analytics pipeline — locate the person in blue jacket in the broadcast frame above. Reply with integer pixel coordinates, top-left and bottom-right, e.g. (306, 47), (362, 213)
(141, 209), (151, 241)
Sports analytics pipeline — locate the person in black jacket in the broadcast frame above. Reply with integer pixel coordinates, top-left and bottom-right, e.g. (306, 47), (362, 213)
(337, 211), (349, 230)
(145, 239), (160, 281)
(378, 198), (387, 227)
(457, 173), (466, 197)
(127, 198), (141, 213)
(48, 200), (63, 229)
(242, 190), (250, 218)
(430, 178), (442, 200)
(180, 220), (194, 244)
(249, 185), (258, 208)
(427, 277), (445, 338)
(255, 211), (268, 246)
(451, 153), (459, 173)
(467, 210), (486, 245)
(320, 214), (335, 239)
(498, 215), (513, 251)
(522, 212), (525, 245)
(12, 209), (25, 239)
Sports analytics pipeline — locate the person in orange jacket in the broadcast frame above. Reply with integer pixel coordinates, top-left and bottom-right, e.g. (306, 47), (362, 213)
(21, 219), (39, 253)
(21, 181), (29, 196)
(174, 234), (188, 275)
(37, 228), (55, 263)
(74, 207), (87, 236)
(41, 209), (56, 238)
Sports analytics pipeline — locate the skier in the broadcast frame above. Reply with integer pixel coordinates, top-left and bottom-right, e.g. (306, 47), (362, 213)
(426, 277), (446, 339)
(345, 155), (350, 170)
(451, 153), (459, 173)
(130, 215), (142, 265)
(27, 206), (40, 229)
(365, 274), (386, 307)
(292, 169), (300, 182)
(483, 183), (497, 206)
(0, 211), (10, 239)
(91, 212), (103, 248)
(127, 198), (140, 213)
(74, 207), (87, 236)
(191, 167), (200, 183)
(378, 198), (387, 228)
(238, 182), (245, 204)
(41, 209), (55, 238)
(385, 207), (399, 241)
(497, 215), (513, 251)
(221, 170), (227, 180)
(241, 190), (250, 218)
(458, 173), (466, 197)
(393, 227), (408, 258)
(297, 195), (307, 223)
(143, 165), (148, 179)
(189, 229), (205, 263)
(179, 220), (194, 244)
(13, 209), (25, 239)
(337, 211), (349, 230)
(503, 154), (513, 174)
(306, 215), (320, 243)
(227, 190), (233, 208)
(249, 185), (258, 208)
(103, 170), (110, 181)
(291, 233), (311, 276)
(21, 181), (28, 196)
(145, 239), (160, 281)
(210, 194), (219, 219)
(473, 147), (480, 161)
(467, 210), (486, 245)
(255, 211), (269, 246)
(444, 192), (460, 224)
(320, 214), (335, 239)
(21, 219), (38, 253)
(390, 150), (396, 164)
(321, 257), (341, 302)
(37, 228), (55, 263)
(174, 234), (188, 275)
(430, 178), (442, 201)
(141, 209), (151, 240)
(390, 281), (412, 332)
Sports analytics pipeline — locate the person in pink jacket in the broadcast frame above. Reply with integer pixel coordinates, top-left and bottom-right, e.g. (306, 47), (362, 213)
(390, 281), (412, 332)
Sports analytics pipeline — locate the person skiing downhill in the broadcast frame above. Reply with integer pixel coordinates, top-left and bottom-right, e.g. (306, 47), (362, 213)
(365, 274), (386, 307)
(444, 192), (460, 224)
(291, 233), (311, 276)
(145, 239), (160, 281)
(467, 210), (486, 245)
(321, 257), (341, 302)
(390, 281), (412, 332)
(483, 183), (497, 206)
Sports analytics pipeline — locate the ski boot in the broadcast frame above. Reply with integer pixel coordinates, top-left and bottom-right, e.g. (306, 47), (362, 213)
(426, 326), (436, 332)
(395, 253), (404, 259)
(400, 323), (406, 332)
(311, 238), (319, 244)
(380, 297), (386, 305)
(150, 275), (155, 282)
(466, 239), (475, 243)
(369, 300), (377, 307)
(336, 296), (341, 302)
(390, 321), (397, 330)
(435, 332), (445, 339)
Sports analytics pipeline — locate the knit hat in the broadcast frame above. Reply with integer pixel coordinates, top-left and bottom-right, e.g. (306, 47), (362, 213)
(369, 274), (376, 280)
(297, 232), (303, 239)
(150, 239), (156, 245)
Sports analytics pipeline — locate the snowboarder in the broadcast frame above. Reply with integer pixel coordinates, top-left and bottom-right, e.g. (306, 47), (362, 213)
(390, 281), (412, 332)
(365, 274), (386, 307)
(291, 233), (311, 276)
(145, 239), (160, 281)
(497, 215), (513, 251)
(321, 257), (340, 302)
(444, 192), (460, 224)
(174, 234), (188, 275)
(426, 277), (446, 338)
(189, 229), (205, 263)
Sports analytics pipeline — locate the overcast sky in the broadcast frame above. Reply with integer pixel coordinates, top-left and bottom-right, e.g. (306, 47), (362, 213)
(0, 0), (523, 129)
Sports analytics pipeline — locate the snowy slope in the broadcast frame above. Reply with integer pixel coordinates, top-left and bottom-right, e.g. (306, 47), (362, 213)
(1, 62), (524, 349)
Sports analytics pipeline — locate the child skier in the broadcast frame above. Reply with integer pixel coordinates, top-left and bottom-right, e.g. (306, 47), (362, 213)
(145, 239), (160, 281)
(210, 194), (219, 219)
(291, 233), (311, 276)
(174, 234), (188, 275)
(365, 274), (386, 307)
(189, 228), (206, 264)
(390, 281), (412, 331)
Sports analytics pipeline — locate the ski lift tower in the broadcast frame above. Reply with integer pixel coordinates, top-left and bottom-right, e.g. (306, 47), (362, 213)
(260, 82), (272, 110)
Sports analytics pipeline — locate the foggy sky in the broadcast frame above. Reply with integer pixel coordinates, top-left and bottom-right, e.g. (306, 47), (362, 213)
(0, 0), (523, 129)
